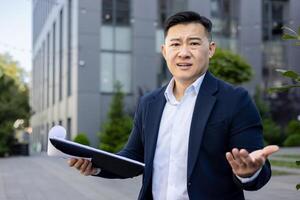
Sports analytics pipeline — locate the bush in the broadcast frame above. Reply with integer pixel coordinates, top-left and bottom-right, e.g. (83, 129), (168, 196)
(0, 122), (14, 157)
(285, 120), (300, 136)
(283, 134), (300, 147)
(99, 82), (133, 153)
(263, 118), (282, 145)
(210, 48), (253, 85)
(100, 116), (132, 153)
(73, 133), (90, 146)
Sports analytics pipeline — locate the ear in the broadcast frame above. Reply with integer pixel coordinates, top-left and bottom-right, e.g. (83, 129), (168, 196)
(161, 44), (167, 59)
(208, 42), (216, 58)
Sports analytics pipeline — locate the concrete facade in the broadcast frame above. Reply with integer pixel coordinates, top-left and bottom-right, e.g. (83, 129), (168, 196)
(31, 0), (300, 151)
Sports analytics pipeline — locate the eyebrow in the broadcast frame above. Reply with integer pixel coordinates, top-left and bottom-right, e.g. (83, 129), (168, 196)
(188, 37), (202, 41)
(169, 38), (181, 42)
(169, 37), (203, 42)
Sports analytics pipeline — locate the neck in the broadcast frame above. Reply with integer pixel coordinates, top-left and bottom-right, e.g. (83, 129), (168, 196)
(173, 79), (194, 101)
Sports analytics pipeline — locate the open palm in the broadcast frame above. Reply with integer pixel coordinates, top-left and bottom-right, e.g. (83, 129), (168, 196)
(226, 145), (279, 178)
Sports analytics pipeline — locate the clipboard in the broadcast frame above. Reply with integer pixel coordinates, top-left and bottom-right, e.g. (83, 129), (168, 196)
(49, 137), (144, 178)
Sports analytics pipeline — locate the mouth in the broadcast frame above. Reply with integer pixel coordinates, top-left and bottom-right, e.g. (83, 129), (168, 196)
(176, 63), (192, 69)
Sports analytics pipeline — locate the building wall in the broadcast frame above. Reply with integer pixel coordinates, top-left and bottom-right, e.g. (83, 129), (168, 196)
(31, 0), (78, 151)
(287, 0), (300, 73)
(238, 0), (263, 95)
(76, 0), (101, 146)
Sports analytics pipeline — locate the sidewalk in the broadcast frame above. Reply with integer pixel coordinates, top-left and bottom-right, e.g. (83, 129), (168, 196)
(0, 155), (141, 200)
(0, 155), (299, 200)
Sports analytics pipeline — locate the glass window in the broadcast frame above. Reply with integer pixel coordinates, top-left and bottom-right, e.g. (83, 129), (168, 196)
(52, 22), (56, 105)
(115, 26), (131, 51)
(100, 0), (132, 93)
(170, 0), (186, 14)
(100, 52), (114, 92)
(116, 0), (130, 25)
(262, 0), (287, 41)
(67, 118), (71, 140)
(101, 26), (114, 50)
(156, 29), (164, 53)
(115, 53), (131, 93)
(68, 0), (72, 96)
(59, 8), (63, 101)
(102, 0), (113, 25)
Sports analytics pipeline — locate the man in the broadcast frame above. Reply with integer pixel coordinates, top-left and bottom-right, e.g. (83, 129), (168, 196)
(69, 11), (279, 200)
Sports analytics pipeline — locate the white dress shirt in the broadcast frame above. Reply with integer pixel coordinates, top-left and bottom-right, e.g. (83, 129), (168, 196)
(152, 74), (204, 200)
(152, 73), (261, 200)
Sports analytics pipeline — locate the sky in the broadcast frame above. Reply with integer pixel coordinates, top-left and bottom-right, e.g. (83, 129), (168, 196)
(0, 0), (32, 73)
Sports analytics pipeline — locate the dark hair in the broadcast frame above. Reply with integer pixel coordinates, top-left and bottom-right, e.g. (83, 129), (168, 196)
(164, 11), (212, 40)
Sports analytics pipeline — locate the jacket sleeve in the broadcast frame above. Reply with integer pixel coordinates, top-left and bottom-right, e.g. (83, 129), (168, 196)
(229, 88), (271, 190)
(96, 98), (145, 179)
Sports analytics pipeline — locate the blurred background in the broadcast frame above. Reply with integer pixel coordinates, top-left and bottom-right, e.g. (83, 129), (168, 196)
(0, 0), (300, 199)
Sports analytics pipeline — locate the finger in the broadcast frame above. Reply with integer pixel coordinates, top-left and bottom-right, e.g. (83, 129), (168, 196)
(232, 148), (244, 167)
(84, 162), (93, 176)
(226, 152), (239, 170)
(80, 160), (90, 174)
(263, 145), (279, 157)
(74, 159), (84, 170)
(239, 149), (254, 167)
(68, 158), (78, 167)
(253, 156), (265, 168)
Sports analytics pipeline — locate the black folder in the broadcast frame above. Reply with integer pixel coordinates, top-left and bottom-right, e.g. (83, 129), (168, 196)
(49, 137), (144, 178)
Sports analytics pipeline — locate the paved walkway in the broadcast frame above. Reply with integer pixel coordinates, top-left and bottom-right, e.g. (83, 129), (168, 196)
(0, 155), (299, 200)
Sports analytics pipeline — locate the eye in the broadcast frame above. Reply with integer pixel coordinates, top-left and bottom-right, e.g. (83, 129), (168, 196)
(190, 42), (200, 46)
(170, 43), (180, 47)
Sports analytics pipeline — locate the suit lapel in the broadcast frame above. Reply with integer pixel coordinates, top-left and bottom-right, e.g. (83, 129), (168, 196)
(187, 72), (218, 179)
(144, 88), (166, 168)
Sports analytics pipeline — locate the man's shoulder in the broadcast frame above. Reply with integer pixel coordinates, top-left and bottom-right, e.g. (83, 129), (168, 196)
(140, 86), (166, 103)
(212, 75), (250, 100)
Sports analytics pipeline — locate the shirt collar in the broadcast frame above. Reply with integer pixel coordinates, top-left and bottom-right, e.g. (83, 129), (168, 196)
(164, 72), (206, 104)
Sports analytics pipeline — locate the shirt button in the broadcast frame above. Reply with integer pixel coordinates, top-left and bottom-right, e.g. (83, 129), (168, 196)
(188, 182), (192, 187)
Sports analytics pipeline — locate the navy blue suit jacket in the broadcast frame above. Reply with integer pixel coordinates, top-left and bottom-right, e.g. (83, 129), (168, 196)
(99, 72), (271, 200)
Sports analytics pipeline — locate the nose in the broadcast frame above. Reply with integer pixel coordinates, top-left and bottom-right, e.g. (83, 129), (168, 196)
(178, 46), (191, 58)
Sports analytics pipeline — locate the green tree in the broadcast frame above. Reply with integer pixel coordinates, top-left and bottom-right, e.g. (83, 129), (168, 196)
(209, 48), (253, 85)
(253, 87), (283, 145)
(74, 133), (90, 146)
(99, 82), (133, 153)
(285, 120), (300, 136)
(0, 53), (30, 156)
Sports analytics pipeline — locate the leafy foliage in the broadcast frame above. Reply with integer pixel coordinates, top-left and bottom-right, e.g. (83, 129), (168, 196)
(262, 118), (282, 146)
(283, 134), (300, 147)
(285, 120), (300, 136)
(268, 69), (300, 93)
(253, 87), (271, 119)
(209, 48), (253, 85)
(281, 26), (300, 45)
(253, 87), (284, 145)
(73, 133), (90, 146)
(0, 54), (30, 156)
(283, 120), (300, 147)
(99, 82), (133, 153)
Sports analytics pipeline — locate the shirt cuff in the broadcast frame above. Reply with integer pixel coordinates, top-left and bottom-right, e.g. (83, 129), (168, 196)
(236, 167), (262, 183)
(93, 168), (101, 176)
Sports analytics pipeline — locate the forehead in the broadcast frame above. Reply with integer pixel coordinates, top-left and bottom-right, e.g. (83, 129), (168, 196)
(166, 23), (207, 40)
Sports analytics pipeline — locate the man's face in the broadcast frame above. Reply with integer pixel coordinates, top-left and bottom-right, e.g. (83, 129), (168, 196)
(162, 23), (216, 85)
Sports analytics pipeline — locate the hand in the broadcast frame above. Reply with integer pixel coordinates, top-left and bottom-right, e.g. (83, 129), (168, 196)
(225, 145), (279, 178)
(68, 158), (98, 176)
